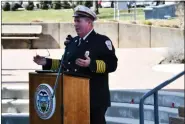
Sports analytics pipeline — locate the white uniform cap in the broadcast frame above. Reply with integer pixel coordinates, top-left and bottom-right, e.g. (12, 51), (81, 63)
(73, 5), (97, 21)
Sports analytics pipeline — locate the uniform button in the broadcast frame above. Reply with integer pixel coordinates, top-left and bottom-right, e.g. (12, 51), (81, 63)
(68, 62), (70, 64)
(66, 69), (69, 72)
(74, 69), (77, 72)
(67, 52), (70, 55)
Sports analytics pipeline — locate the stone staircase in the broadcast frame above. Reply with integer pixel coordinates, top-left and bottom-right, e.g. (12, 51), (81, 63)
(106, 90), (184, 124)
(2, 76), (184, 124)
(169, 106), (185, 124)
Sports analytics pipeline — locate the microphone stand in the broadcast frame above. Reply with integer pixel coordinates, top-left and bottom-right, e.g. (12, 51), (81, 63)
(52, 46), (68, 124)
(51, 35), (72, 124)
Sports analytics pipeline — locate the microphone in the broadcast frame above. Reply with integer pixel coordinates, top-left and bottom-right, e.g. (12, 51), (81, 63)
(64, 35), (73, 46)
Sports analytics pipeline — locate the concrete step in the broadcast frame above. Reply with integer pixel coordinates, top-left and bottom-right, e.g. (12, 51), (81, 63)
(2, 99), (178, 123)
(2, 83), (184, 109)
(1, 113), (168, 124)
(2, 113), (29, 124)
(2, 69), (35, 82)
(106, 102), (178, 123)
(110, 90), (184, 108)
(2, 99), (29, 113)
(106, 116), (168, 124)
(2, 83), (28, 99)
(178, 106), (185, 117)
(169, 116), (185, 124)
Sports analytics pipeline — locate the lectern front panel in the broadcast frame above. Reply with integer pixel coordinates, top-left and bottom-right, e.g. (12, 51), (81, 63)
(63, 74), (90, 124)
(29, 72), (90, 124)
(29, 73), (62, 124)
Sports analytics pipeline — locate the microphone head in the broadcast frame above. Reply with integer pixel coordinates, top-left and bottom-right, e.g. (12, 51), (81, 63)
(67, 35), (72, 40)
(64, 35), (73, 46)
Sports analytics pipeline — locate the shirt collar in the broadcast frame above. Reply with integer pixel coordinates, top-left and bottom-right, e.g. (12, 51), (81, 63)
(80, 28), (94, 41)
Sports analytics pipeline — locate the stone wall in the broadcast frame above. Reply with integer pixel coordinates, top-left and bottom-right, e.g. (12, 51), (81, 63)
(1, 22), (184, 49)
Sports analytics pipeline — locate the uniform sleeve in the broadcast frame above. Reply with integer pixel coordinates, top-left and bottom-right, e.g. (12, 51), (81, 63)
(89, 37), (118, 74)
(42, 58), (61, 70)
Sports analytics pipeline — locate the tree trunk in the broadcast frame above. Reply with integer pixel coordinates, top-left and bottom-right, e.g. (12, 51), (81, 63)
(93, 0), (99, 14)
(95, 1), (99, 14)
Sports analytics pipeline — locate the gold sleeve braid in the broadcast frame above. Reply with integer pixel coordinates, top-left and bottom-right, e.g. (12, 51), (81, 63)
(51, 59), (60, 70)
(96, 60), (106, 73)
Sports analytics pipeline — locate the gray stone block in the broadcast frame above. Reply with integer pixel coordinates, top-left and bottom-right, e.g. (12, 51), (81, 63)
(110, 90), (184, 108)
(106, 102), (178, 123)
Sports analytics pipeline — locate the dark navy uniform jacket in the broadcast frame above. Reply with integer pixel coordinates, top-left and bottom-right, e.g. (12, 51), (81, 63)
(43, 30), (118, 108)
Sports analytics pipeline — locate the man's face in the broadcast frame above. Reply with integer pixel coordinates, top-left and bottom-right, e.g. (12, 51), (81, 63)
(74, 17), (90, 37)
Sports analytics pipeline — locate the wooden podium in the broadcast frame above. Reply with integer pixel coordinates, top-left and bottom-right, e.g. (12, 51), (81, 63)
(29, 72), (90, 124)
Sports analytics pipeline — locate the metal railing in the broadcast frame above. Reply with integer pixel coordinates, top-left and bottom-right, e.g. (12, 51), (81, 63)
(139, 70), (185, 124)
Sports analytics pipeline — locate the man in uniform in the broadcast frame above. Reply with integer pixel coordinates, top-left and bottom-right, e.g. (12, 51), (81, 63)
(33, 5), (118, 124)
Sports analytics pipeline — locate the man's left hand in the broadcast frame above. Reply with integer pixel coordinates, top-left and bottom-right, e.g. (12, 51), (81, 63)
(75, 55), (91, 67)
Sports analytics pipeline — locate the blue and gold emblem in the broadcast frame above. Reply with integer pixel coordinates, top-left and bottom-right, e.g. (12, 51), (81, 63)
(34, 84), (56, 120)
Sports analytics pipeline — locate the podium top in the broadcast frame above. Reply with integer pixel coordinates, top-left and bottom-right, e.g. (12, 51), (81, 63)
(30, 70), (91, 79)
(64, 71), (91, 79)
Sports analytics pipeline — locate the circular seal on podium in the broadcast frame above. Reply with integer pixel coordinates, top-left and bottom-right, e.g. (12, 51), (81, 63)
(34, 84), (56, 120)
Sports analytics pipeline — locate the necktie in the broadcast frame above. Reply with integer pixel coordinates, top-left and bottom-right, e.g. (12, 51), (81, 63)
(78, 38), (84, 46)
(78, 38), (81, 46)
